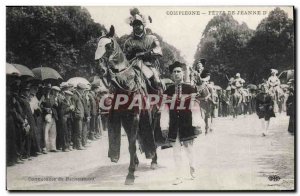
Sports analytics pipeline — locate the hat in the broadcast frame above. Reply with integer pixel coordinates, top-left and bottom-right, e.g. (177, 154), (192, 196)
(200, 70), (211, 81)
(60, 82), (69, 91)
(128, 8), (148, 27)
(271, 69), (278, 74)
(51, 86), (61, 92)
(86, 83), (91, 91)
(132, 16), (144, 26)
(91, 83), (100, 90)
(64, 90), (73, 96)
(99, 86), (109, 93)
(77, 83), (88, 90)
(287, 79), (294, 84)
(169, 61), (185, 73)
(199, 58), (206, 66)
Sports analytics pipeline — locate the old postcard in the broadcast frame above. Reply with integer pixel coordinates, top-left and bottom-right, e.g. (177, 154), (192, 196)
(6, 6), (295, 191)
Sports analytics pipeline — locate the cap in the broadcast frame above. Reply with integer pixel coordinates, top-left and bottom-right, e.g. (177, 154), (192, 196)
(77, 83), (88, 90)
(271, 69), (278, 74)
(60, 82), (69, 91)
(51, 86), (61, 92)
(64, 90), (73, 96)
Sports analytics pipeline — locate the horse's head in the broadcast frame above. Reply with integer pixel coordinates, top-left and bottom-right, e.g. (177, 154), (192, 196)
(94, 25), (127, 76)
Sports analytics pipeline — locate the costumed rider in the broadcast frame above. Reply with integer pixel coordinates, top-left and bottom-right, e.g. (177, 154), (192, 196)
(160, 61), (203, 185)
(233, 73), (246, 101)
(267, 69), (281, 97)
(190, 58), (209, 86)
(124, 8), (163, 89)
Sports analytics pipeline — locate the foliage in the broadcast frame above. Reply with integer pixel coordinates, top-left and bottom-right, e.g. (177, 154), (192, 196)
(6, 6), (106, 80)
(7, 6), (185, 80)
(194, 8), (294, 87)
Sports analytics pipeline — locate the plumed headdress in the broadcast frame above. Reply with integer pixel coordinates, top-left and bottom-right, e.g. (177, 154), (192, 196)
(126, 8), (152, 26)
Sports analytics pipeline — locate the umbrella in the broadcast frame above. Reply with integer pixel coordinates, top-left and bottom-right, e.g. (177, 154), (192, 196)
(32, 67), (63, 81)
(247, 84), (257, 90)
(13, 64), (35, 77)
(6, 63), (20, 76)
(280, 84), (289, 89)
(214, 85), (222, 90)
(67, 77), (90, 87)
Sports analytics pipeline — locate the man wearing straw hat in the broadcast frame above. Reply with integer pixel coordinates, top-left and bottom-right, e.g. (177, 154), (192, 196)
(72, 83), (86, 150)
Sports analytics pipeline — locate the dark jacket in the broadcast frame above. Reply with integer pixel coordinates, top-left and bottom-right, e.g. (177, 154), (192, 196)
(72, 91), (85, 119)
(255, 92), (275, 119)
(164, 83), (199, 142)
(40, 94), (59, 120)
(88, 92), (97, 116)
(18, 95), (37, 136)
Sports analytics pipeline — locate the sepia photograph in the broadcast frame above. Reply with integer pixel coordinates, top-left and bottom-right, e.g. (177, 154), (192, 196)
(5, 5), (295, 191)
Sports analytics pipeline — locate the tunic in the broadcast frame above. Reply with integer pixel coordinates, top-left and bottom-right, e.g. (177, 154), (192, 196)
(164, 83), (199, 142)
(255, 92), (276, 120)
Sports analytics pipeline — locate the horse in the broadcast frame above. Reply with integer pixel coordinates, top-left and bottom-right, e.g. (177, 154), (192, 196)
(230, 87), (243, 118)
(268, 85), (284, 113)
(94, 26), (162, 185)
(189, 69), (215, 134)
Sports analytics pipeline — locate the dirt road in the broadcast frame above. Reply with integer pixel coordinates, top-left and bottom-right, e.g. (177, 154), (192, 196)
(6, 114), (294, 190)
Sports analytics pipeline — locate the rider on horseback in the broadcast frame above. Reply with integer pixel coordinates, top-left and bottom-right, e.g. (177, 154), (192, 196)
(123, 8), (163, 163)
(190, 58), (209, 86)
(233, 73), (246, 102)
(124, 8), (162, 89)
(267, 69), (281, 98)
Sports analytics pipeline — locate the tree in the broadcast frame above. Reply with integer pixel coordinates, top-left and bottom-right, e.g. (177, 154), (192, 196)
(194, 13), (253, 87)
(246, 7), (294, 83)
(6, 6), (106, 80)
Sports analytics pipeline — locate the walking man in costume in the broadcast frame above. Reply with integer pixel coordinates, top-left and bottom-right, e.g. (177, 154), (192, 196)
(161, 61), (201, 185)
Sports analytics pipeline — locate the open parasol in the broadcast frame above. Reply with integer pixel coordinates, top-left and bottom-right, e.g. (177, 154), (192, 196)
(214, 85), (222, 90)
(67, 77), (90, 87)
(280, 84), (289, 89)
(6, 63), (20, 76)
(32, 67), (63, 81)
(13, 64), (35, 77)
(247, 84), (257, 90)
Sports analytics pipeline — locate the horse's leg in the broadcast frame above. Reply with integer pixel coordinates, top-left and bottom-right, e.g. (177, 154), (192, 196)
(123, 111), (139, 185)
(204, 114), (209, 135)
(139, 111), (156, 160)
(108, 111), (121, 163)
(209, 105), (213, 132)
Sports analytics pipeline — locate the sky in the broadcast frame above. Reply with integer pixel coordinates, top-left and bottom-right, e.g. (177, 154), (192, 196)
(85, 6), (293, 65)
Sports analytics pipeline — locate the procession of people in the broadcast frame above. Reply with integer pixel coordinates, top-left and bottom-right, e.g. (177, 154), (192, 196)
(6, 7), (295, 187)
